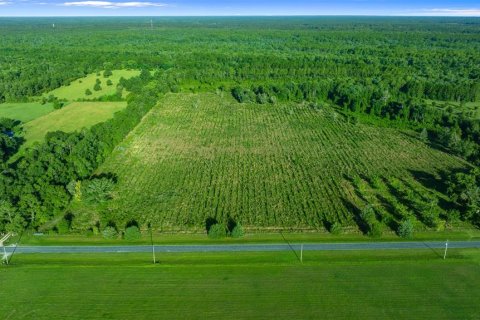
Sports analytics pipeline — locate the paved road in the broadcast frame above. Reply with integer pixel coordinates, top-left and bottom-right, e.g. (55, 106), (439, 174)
(4, 241), (480, 254)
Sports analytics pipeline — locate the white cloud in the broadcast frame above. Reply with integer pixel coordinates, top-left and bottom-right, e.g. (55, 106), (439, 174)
(0, 1), (11, 5)
(62, 1), (167, 9)
(424, 8), (480, 16)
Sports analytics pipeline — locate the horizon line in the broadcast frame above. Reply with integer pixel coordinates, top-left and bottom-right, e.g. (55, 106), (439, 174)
(1, 14), (480, 18)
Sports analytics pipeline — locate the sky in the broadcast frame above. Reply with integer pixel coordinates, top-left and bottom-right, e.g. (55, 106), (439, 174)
(0, 0), (479, 17)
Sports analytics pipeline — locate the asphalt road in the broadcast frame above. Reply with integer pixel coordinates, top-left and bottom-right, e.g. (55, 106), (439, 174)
(4, 241), (480, 254)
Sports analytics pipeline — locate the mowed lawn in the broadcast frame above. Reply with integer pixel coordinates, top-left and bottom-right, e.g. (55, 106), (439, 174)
(1, 249), (479, 319)
(45, 70), (140, 101)
(22, 101), (126, 147)
(0, 102), (54, 123)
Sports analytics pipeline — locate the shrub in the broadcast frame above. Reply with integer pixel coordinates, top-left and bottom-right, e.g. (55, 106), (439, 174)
(231, 86), (255, 103)
(397, 219), (414, 238)
(94, 83), (102, 91)
(445, 210), (460, 224)
(208, 223), (226, 239)
(56, 218), (70, 234)
(85, 89), (92, 96)
(423, 210), (438, 228)
(53, 100), (64, 109)
(106, 79), (113, 86)
(360, 205), (375, 223)
(231, 224), (244, 238)
(368, 221), (383, 238)
(124, 226), (141, 241)
(370, 175), (383, 189)
(329, 222), (342, 235)
(102, 226), (118, 239)
(82, 178), (115, 203)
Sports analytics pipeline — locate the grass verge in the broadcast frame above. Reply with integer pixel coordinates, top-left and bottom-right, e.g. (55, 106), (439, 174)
(1, 249), (479, 319)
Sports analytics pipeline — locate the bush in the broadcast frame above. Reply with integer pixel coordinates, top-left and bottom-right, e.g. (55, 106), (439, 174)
(93, 83), (102, 91)
(208, 223), (226, 239)
(231, 224), (244, 238)
(56, 218), (70, 234)
(85, 89), (92, 96)
(423, 210), (438, 228)
(397, 219), (414, 238)
(445, 210), (460, 224)
(106, 79), (113, 86)
(82, 178), (115, 203)
(360, 205), (375, 223)
(53, 100), (64, 109)
(329, 222), (342, 235)
(231, 86), (255, 103)
(102, 226), (118, 239)
(124, 226), (141, 241)
(368, 221), (383, 238)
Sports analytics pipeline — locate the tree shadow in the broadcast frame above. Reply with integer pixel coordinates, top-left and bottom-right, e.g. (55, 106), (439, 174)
(126, 220), (138, 228)
(226, 217), (237, 234)
(422, 242), (443, 259)
(205, 217), (218, 233)
(322, 219), (334, 232)
(408, 169), (466, 195)
(342, 173), (369, 202)
(341, 197), (368, 235)
(397, 130), (451, 155)
(91, 172), (118, 183)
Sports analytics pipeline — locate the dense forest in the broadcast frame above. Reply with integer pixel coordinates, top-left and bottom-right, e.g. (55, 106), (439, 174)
(0, 17), (479, 235)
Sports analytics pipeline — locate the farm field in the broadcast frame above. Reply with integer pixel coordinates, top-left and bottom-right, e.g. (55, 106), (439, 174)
(44, 70), (140, 101)
(96, 93), (468, 232)
(0, 102), (54, 123)
(21, 101), (126, 147)
(1, 249), (479, 319)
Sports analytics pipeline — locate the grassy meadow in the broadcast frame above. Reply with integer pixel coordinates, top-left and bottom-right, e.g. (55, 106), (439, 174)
(1, 249), (479, 319)
(21, 101), (126, 147)
(0, 102), (54, 123)
(44, 70), (140, 101)
(94, 92), (468, 232)
(426, 100), (480, 118)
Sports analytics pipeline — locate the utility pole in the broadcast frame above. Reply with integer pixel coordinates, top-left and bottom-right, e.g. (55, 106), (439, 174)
(149, 223), (156, 264)
(443, 240), (449, 260)
(300, 244), (303, 264)
(2, 246), (9, 265)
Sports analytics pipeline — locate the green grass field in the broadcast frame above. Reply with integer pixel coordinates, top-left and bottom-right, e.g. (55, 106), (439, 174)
(426, 100), (480, 118)
(0, 102), (54, 123)
(1, 249), (479, 319)
(18, 228), (480, 246)
(95, 92), (467, 232)
(20, 101), (126, 148)
(44, 70), (140, 101)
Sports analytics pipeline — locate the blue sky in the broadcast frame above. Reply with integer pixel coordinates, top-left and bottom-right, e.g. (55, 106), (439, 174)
(0, 0), (479, 17)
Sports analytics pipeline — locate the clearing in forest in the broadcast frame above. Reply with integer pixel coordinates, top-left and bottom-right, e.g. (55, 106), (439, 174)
(98, 93), (467, 231)
(0, 102), (54, 123)
(22, 101), (127, 147)
(44, 69), (140, 101)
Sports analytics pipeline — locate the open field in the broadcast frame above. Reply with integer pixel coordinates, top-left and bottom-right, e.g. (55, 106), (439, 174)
(96, 93), (468, 232)
(44, 70), (140, 101)
(21, 101), (126, 147)
(0, 102), (54, 123)
(1, 249), (479, 319)
(426, 100), (480, 118)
